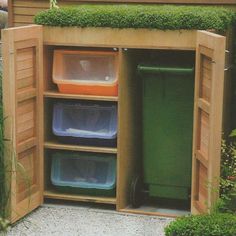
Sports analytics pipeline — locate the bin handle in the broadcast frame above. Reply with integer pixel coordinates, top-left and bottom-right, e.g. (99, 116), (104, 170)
(137, 65), (194, 76)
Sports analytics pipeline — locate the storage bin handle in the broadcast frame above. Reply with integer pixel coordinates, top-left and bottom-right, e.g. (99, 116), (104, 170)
(137, 65), (194, 76)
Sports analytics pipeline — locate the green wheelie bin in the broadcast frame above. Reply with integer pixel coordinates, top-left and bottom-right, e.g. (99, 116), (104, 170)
(137, 64), (194, 203)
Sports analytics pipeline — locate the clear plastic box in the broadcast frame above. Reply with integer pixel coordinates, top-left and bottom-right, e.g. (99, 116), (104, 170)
(52, 102), (117, 146)
(53, 50), (118, 96)
(51, 152), (116, 195)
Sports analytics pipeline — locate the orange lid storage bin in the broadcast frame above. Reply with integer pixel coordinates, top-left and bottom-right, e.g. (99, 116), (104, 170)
(53, 50), (118, 96)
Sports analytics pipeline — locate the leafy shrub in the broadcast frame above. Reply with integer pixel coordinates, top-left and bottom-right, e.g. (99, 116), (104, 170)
(220, 138), (236, 196)
(216, 133), (236, 213)
(0, 217), (9, 233)
(165, 213), (236, 236)
(34, 5), (236, 31)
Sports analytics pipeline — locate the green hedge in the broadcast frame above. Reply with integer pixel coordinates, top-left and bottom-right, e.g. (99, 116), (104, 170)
(165, 213), (236, 236)
(34, 5), (236, 31)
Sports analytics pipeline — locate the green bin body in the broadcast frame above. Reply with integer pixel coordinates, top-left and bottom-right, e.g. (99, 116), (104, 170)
(138, 65), (194, 200)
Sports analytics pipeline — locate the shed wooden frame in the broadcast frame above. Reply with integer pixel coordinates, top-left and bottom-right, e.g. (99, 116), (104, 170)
(2, 25), (232, 222)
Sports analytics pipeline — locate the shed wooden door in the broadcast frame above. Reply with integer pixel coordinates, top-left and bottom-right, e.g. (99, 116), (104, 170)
(2, 25), (43, 222)
(191, 31), (226, 214)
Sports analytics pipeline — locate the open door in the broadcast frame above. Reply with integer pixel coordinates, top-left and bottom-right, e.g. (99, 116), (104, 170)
(2, 25), (43, 222)
(191, 31), (226, 214)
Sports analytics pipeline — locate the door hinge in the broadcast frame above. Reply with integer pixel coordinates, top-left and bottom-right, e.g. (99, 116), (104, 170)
(224, 65), (233, 71)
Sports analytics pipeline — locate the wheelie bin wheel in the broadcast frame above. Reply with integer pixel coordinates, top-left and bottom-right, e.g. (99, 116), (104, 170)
(130, 175), (143, 208)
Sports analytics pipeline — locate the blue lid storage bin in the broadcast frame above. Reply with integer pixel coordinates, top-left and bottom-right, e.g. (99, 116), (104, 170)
(52, 102), (117, 147)
(51, 151), (116, 196)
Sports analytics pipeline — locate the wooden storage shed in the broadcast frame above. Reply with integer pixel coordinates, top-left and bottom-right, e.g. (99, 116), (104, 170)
(2, 0), (236, 224)
(2, 23), (234, 222)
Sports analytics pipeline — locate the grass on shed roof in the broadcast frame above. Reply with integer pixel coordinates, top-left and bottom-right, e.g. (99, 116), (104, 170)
(34, 5), (236, 31)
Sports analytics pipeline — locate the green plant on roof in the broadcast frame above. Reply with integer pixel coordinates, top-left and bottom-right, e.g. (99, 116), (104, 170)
(34, 5), (236, 31)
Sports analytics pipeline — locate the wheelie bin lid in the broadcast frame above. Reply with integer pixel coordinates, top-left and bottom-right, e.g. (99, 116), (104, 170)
(137, 64), (194, 76)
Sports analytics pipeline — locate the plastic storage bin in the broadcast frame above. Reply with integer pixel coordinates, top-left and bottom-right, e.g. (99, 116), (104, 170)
(52, 102), (117, 147)
(53, 50), (118, 96)
(51, 151), (116, 196)
(138, 63), (194, 201)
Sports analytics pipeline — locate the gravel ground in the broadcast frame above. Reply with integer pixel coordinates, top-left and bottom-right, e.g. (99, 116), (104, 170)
(7, 203), (173, 236)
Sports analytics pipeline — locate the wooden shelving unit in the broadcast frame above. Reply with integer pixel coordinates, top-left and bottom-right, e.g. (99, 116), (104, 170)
(44, 141), (118, 154)
(44, 90), (118, 102)
(44, 190), (117, 205)
(42, 45), (119, 208)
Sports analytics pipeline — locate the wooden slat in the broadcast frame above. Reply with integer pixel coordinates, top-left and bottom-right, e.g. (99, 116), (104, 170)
(203, 58), (212, 70)
(196, 150), (208, 168)
(199, 46), (214, 58)
(44, 141), (117, 154)
(14, 15), (35, 24)
(17, 128), (35, 144)
(198, 109), (209, 159)
(17, 119), (34, 134)
(17, 76), (34, 89)
(13, 1), (50, 8)
(43, 27), (197, 50)
(17, 58), (34, 71)
(17, 99), (35, 115)
(17, 48), (34, 61)
(17, 137), (37, 153)
(200, 55), (212, 103)
(17, 88), (36, 102)
(44, 190), (116, 205)
(16, 185), (38, 204)
(8, 0), (13, 27)
(14, 7), (48, 16)
(17, 111), (34, 124)
(198, 98), (210, 114)
(16, 68), (34, 79)
(17, 68), (34, 80)
(13, 22), (31, 27)
(44, 91), (118, 102)
(198, 162), (208, 207)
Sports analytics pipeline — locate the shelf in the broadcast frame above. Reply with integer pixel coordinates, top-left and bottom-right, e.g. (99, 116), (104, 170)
(44, 190), (116, 205)
(44, 91), (118, 102)
(44, 141), (118, 154)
